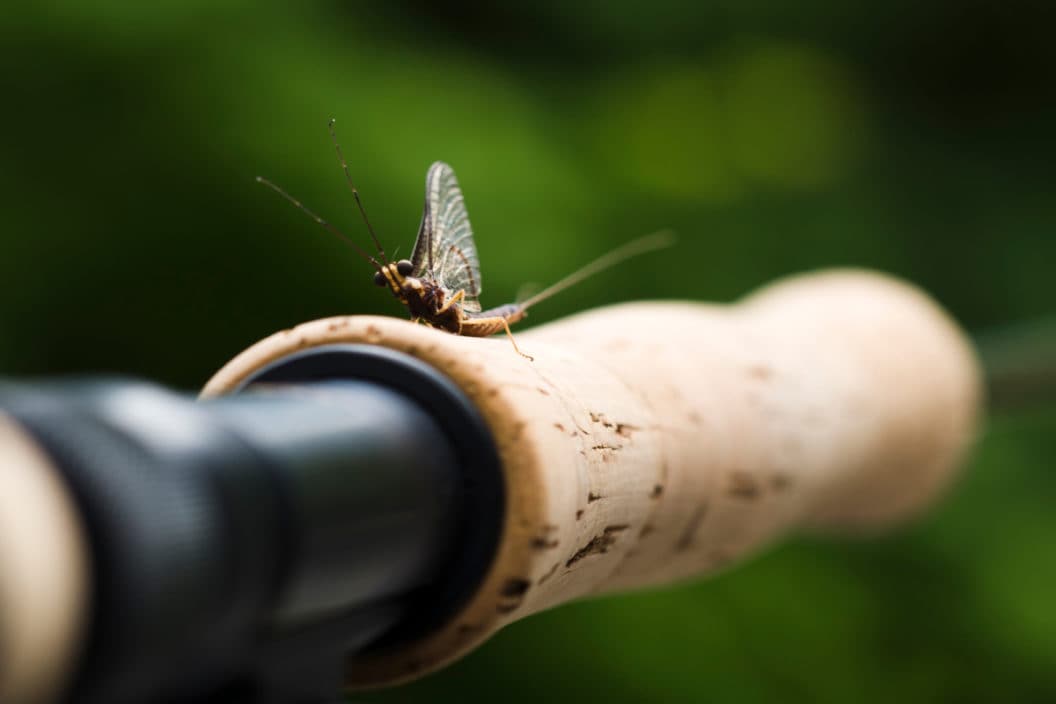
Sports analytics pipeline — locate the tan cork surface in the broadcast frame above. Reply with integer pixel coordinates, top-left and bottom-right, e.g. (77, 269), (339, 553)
(201, 268), (982, 689)
(0, 413), (90, 704)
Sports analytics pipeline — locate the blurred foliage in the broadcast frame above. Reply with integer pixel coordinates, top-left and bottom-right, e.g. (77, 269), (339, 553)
(1, 1), (1054, 701)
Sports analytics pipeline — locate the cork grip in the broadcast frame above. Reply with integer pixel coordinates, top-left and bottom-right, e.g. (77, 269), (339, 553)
(0, 414), (90, 704)
(201, 269), (983, 688)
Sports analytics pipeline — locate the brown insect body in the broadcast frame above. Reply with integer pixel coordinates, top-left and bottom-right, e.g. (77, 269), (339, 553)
(257, 126), (673, 360)
(375, 162), (672, 359)
(462, 304), (527, 337)
(376, 259), (526, 339)
(406, 279), (462, 333)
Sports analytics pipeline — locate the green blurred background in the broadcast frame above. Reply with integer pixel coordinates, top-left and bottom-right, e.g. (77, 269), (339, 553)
(2, 1), (1055, 701)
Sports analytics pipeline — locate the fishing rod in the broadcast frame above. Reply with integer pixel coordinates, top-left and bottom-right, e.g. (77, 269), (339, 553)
(5, 268), (1047, 704)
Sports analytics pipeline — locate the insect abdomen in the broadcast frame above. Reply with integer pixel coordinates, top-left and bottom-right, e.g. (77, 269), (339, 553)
(459, 304), (526, 338)
(473, 303), (523, 321)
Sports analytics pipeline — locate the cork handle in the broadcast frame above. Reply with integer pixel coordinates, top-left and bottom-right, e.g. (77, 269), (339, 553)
(201, 268), (982, 688)
(0, 414), (90, 704)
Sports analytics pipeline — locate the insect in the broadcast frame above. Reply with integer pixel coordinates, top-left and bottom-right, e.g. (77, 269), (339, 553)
(257, 120), (674, 360)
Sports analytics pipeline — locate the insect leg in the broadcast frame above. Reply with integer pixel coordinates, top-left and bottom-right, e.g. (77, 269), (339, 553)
(497, 316), (533, 361)
(437, 289), (466, 314)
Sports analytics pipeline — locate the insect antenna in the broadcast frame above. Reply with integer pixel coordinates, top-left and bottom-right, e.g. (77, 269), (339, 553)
(518, 229), (676, 311)
(328, 119), (389, 264)
(255, 176), (384, 275)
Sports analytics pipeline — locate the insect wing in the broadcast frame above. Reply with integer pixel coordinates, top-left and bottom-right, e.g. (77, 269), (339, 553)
(412, 162), (482, 312)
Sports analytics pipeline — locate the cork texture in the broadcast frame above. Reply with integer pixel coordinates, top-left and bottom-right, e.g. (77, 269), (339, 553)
(0, 414), (90, 704)
(201, 268), (982, 689)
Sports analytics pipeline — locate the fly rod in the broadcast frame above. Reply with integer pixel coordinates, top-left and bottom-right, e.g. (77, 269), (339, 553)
(0, 267), (995, 703)
(202, 267), (984, 688)
(0, 353), (503, 704)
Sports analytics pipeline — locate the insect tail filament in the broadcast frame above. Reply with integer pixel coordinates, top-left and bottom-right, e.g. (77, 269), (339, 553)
(518, 229), (676, 311)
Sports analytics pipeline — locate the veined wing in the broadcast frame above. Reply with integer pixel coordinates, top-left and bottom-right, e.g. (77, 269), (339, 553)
(411, 161), (482, 313)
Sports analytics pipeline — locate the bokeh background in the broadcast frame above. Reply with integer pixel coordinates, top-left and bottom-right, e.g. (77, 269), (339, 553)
(2, 1), (1055, 702)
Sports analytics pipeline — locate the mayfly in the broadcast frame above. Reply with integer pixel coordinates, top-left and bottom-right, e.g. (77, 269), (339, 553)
(256, 120), (674, 360)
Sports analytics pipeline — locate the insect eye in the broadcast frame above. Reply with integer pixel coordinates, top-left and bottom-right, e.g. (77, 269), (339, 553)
(373, 271), (387, 287)
(396, 259), (414, 276)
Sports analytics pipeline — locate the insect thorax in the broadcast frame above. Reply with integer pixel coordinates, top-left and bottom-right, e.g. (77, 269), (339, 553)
(403, 278), (462, 333)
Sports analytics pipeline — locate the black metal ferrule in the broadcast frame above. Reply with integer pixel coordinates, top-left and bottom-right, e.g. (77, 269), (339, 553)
(234, 345), (505, 653)
(0, 345), (504, 704)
